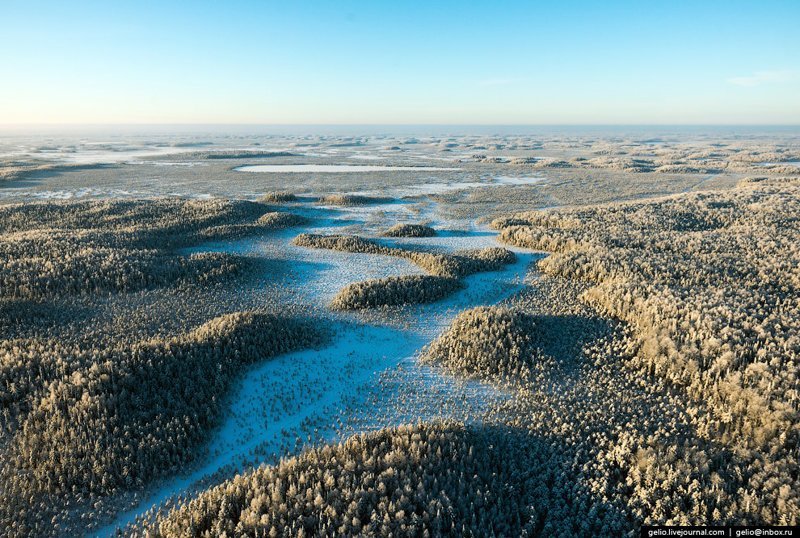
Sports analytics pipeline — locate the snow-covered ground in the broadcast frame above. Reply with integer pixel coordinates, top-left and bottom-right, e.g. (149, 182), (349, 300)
(0, 142), (204, 164)
(94, 195), (540, 536)
(396, 175), (544, 195)
(758, 161), (800, 167)
(235, 164), (461, 172)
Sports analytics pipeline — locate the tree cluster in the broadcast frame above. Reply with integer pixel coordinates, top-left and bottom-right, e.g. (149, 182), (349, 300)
(199, 212), (309, 241)
(381, 223), (437, 238)
(259, 191), (299, 203)
(331, 275), (462, 310)
(317, 194), (392, 206)
(0, 199), (307, 299)
(422, 306), (552, 382)
(143, 422), (590, 537)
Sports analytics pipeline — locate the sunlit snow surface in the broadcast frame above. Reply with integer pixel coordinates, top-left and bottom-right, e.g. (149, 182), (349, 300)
(397, 175), (544, 195)
(235, 164), (461, 172)
(758, 161), (800, 167)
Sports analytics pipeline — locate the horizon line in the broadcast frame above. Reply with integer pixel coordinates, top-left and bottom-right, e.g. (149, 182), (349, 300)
(2, 122), (800, 127)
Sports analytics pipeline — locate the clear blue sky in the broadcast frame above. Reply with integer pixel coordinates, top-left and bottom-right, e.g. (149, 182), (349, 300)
(1, 0), (798, 124)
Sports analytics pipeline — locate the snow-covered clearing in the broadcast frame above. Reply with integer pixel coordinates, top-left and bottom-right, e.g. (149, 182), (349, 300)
(235, 164), (461, 173)
(95, 195), (539, 536)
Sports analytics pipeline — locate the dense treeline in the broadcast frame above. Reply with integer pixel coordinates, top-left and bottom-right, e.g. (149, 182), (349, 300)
(259, 191), (298, 203)
(494, 273), (800, 529)
(331, 275), (462, 310)
(0, 198), (265, 246)
(0, 311), (324, 536)
(142, 422), (597, 537)
(489, 182), (800, 526)
(0, 199), (308, 299)
(381, 223), (437, 238)
(199, 212), (309, 241)
(257, 192), (394, 207)
(492, 183), (800, 451)
(404, 247), (516, 279)
(422, 306), (552, 382)
(317, 194), (392, 206)
(0, 245), (245, 299)
(293, 233), (389, 255)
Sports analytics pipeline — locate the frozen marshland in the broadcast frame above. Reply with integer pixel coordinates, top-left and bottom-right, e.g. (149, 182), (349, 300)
(0, 128), (798, 536)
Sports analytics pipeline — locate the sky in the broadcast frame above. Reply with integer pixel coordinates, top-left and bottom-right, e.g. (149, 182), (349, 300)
(1, 0), (799, 125)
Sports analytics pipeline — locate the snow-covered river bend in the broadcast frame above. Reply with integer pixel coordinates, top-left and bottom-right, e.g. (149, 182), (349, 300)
(96, 197), (539, 536)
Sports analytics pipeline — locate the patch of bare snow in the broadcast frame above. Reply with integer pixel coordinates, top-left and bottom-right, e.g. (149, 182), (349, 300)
(235, 164), (461, 172)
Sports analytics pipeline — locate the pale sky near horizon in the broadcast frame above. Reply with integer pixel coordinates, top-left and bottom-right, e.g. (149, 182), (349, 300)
(1, 0), (799, 125)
